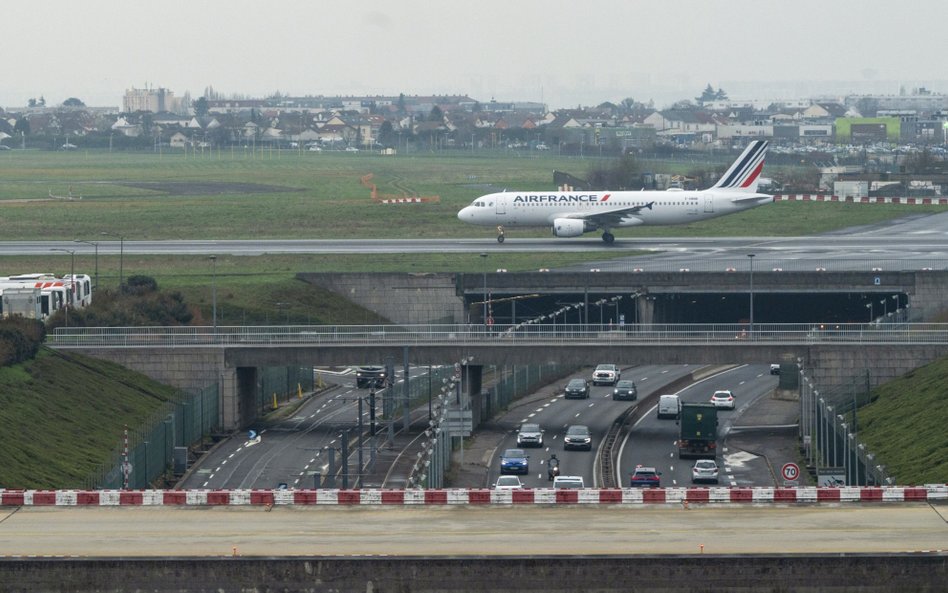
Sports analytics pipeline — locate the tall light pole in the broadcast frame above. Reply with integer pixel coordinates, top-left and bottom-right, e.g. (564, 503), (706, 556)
(747, 253), (755, 335)
(209, 255), (218, 331)
(100, 231), (125, 290)
(73, 239), (99, 291)
(479, 252), (488, 328)
(50, 248), (75, 327)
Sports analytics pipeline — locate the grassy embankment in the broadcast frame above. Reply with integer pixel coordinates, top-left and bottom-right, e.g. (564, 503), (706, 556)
(0, 349), (179, 489)
(856, 357), (948, 484)
(0, 150), (944, 487)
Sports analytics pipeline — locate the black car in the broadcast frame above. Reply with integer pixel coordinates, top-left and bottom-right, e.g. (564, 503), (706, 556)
(356, 366), (386, 388)
(612, 380), (638, 401)
(564, 378), (589, 399)
(563, 425), (592, 451)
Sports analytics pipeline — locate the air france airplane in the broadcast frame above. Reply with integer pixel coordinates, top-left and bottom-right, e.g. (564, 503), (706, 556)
(457, 140), (771, 244)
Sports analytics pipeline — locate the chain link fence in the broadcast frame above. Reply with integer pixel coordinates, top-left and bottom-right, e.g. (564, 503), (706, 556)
(87, 366), (316, 489)
(799, 368), (891, 486)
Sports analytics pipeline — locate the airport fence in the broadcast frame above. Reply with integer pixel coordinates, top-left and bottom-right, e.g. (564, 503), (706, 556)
(799, 368), (890, 487)
(86, 366), (315, 490)
(85, 382), (220, 490)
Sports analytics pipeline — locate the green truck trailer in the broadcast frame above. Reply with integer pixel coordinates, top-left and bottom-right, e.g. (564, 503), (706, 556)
(677, 403), (718, 459)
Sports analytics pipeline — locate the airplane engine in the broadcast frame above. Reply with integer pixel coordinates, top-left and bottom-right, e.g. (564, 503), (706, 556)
(552, 218), (588, 237)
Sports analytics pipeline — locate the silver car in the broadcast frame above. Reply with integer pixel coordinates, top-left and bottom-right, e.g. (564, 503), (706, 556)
(692, 459), (720, 484)
(516, 423), (544, 448)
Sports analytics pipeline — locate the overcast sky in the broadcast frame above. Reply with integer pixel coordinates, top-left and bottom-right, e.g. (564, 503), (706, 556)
(3, 0), (944, 110)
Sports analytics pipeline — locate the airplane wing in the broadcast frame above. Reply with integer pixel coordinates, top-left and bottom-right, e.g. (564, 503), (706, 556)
(563, 202), (654, 227)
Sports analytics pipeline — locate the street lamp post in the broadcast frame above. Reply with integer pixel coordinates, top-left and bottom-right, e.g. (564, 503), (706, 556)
(50, 248), (75, 327)
(865, 302), (873, 323)
(209, 255), (218, 331)
(73, 239), (99, 291)
(479, 252), (488, 329)
(100, 231), (125, 290)
(747, 254), (755, 335)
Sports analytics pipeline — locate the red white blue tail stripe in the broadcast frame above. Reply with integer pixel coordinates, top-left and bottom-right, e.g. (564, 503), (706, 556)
(711, 140), (768, 192)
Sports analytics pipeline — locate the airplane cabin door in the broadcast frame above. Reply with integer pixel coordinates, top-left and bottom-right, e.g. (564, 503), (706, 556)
(495, 196), (506, 215)
(703, 195), (714, 213)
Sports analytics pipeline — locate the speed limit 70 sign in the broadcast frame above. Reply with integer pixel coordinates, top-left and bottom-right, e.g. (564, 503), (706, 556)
(781, 463), (800, 482)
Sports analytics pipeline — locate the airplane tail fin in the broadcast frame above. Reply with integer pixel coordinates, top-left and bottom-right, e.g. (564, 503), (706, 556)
(710, 140), (769, 193)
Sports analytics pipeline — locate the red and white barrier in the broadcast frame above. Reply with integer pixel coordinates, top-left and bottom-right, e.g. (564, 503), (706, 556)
(1, 485), (945, 507)
(773, 194), (948, 205)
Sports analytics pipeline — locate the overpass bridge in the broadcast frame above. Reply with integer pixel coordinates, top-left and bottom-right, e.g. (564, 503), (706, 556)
(49, 323), (948, 430)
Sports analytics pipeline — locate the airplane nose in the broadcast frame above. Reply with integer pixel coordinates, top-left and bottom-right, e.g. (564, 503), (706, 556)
(457, 207), (469, 221)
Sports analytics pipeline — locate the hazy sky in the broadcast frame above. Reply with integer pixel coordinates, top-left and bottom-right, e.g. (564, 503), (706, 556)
(3, 0), (944, 109)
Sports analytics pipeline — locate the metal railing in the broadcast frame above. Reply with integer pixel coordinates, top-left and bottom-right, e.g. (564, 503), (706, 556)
(48, 322), (948, 347)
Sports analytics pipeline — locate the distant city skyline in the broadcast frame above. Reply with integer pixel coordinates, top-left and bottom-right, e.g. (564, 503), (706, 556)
(3, 0), (945, 110)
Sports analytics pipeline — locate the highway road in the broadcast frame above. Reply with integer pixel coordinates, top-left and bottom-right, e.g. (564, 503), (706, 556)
(618, 364), (779, 488)
(485, 365), (698, 489)
(178, 366), (433, 491)
(0, 505), (945, 557)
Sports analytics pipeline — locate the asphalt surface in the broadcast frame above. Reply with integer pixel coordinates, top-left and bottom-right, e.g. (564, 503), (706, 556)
(446, 366), (802, 489)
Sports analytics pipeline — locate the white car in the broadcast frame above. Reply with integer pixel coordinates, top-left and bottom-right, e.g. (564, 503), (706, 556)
(692, 459), (720, 484)
(553, 475), (584, 489)
(493, 475), (524, 490)
(710, 390), (735, 410)
(591, 364), (620, 386)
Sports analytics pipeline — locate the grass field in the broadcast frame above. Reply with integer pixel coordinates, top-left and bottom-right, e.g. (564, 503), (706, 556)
(0, 149), (942, 241)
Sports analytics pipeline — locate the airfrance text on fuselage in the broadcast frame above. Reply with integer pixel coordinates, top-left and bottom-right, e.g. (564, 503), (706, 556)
(513, 194), (610, 203)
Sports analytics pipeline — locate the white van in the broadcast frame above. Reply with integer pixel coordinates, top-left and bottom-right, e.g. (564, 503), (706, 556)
(657, 394), (681, 419)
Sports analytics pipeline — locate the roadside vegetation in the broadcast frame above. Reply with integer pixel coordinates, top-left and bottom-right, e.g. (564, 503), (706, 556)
(856, 357), (948, 484)
(0, 348), (179, 489)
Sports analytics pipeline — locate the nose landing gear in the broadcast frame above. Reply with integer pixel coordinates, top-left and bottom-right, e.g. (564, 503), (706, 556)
(496, 225), (505, 243)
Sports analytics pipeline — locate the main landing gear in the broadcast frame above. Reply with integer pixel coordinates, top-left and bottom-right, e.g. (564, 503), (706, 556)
(602, 231), (615, 244)
(496, 225), (505, 243)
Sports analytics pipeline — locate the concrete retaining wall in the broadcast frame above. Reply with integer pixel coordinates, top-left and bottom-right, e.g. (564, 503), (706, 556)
(1, 555), (944, 592)
(299, 272), (465, 324)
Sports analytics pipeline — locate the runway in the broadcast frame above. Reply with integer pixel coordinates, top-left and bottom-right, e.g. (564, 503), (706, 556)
(6, 210), (948, 272)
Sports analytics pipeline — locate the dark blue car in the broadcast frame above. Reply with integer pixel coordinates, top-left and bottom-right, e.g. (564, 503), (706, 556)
(500, 448), (530, 475)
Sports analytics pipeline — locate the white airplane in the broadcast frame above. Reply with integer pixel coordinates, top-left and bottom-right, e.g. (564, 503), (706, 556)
(457, 140), (771, 244)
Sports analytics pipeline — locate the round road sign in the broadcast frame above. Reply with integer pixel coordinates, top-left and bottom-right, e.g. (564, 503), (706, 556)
(781, 462), (800, 482)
